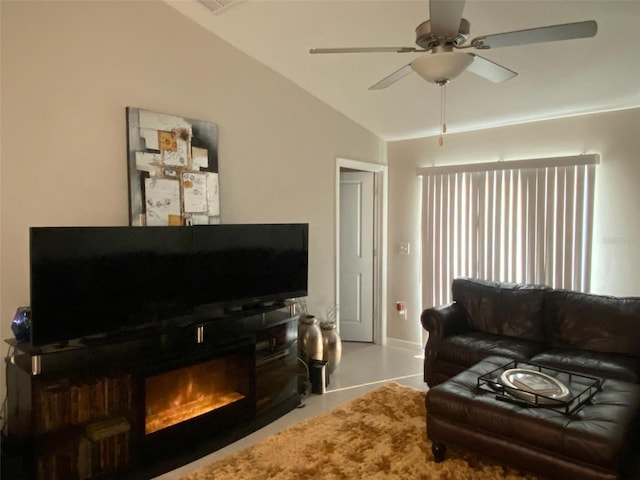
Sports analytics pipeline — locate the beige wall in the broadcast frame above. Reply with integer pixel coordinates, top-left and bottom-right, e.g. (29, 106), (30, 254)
(387, 107), (640, 345)
(0, 0), (384, 398)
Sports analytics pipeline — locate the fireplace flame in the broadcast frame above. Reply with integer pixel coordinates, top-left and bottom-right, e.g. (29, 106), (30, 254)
(145, 359), (245, 435)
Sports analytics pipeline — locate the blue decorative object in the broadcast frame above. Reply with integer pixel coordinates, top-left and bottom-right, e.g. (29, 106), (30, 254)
(11, 306), (31, 342)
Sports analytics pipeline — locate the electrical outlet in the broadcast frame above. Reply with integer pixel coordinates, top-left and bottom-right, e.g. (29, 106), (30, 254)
(399, 242), (410, 255)
(395, 301), (407, 320)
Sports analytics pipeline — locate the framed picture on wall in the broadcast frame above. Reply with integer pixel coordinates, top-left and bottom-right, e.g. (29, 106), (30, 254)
(126, 107), (220, 226)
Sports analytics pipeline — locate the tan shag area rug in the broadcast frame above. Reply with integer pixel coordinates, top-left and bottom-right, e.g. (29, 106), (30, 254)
(179, 382), (537, 480)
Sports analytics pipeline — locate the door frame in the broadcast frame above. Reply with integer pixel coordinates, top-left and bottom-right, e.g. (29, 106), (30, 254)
(335, 158), (388, 345)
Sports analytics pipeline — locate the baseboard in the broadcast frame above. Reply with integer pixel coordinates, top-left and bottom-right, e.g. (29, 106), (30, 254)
(386, 337), (423, 352)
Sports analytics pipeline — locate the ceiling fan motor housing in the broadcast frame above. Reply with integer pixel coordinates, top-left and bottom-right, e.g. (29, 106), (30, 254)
(415, 18), (470, 49)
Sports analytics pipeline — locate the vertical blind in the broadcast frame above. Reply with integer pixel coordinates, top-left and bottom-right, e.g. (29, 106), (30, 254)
(418, 154), (598, 308)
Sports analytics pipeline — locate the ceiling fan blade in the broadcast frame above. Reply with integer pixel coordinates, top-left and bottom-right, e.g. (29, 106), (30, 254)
(472, 20), (597, 49)
(466, 54), (518, 83)
(369, 64), (414, 90)
(429, 0), (466, 37)
(310, 47), (422, 54)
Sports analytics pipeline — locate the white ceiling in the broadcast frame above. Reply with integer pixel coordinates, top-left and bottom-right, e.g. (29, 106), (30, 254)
(168, 0), (640, 141)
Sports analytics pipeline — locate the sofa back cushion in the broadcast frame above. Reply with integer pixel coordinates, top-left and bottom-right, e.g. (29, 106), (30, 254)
(452, 278), (548, 342)
(545, 290), (640, 357)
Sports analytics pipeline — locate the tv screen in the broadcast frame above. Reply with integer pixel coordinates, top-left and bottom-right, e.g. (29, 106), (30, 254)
(29, 224), (308, 346)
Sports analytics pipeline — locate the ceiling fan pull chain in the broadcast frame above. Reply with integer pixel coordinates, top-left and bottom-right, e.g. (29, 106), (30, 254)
(439, 81), (447, 146)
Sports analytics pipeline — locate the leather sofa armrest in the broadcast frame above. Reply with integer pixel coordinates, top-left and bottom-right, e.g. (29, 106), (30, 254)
(421, 302), (469, 338)
(420, 302), (469, 385)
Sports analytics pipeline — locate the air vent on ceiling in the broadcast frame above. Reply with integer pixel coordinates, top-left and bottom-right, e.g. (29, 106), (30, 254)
(196, 0), (242, 15)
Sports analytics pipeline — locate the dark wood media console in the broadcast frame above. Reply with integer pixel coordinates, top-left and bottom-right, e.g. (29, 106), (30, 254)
(5, 306), (300, 480)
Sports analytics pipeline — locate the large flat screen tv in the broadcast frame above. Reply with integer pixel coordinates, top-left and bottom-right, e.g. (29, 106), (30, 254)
(29, 224), (308, 347)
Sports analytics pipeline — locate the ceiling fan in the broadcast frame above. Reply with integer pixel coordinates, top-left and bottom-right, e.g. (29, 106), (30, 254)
(310, 0), (597, 90)
(310, 0), (596, 145)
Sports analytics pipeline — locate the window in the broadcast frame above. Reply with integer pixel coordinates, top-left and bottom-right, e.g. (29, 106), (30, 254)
(418, 154), (598, 307)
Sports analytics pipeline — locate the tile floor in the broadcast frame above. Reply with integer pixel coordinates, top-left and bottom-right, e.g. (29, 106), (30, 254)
(154, 342), (426, 479)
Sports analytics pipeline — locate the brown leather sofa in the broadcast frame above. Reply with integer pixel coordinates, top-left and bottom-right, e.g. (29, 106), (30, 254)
(421, 277), (640, 388)
(420, 277), (640, 479)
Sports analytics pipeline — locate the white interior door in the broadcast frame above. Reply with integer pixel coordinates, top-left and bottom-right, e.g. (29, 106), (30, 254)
(339, 171), (375, 342)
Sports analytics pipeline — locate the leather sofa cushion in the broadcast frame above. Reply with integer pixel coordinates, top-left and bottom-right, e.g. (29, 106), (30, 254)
(452, 277), (548, 342)
(438, 331), (546, 369)
(531, 348), (640, 384)
(545, 290), (640, 356)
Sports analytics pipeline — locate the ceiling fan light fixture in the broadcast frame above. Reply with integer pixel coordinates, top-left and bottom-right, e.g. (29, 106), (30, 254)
(410, 52), (473, 84)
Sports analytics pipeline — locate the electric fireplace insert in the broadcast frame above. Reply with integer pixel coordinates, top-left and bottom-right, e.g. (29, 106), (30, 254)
(144, 351), (251, 435)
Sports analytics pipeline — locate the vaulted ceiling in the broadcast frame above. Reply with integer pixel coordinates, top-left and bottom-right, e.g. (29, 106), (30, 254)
(168, 0), (640, 141)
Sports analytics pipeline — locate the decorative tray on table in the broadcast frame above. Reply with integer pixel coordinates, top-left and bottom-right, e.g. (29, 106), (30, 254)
(477, 360), (602, 415)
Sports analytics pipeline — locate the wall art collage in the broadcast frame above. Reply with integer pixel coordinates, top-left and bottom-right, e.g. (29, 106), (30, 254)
(126, 107), (220, 226)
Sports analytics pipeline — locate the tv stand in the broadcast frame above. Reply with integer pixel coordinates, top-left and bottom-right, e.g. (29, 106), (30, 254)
(79, 324), (161, 347)
(5, 306), (300, 480)
(220, 300), (283, 313)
